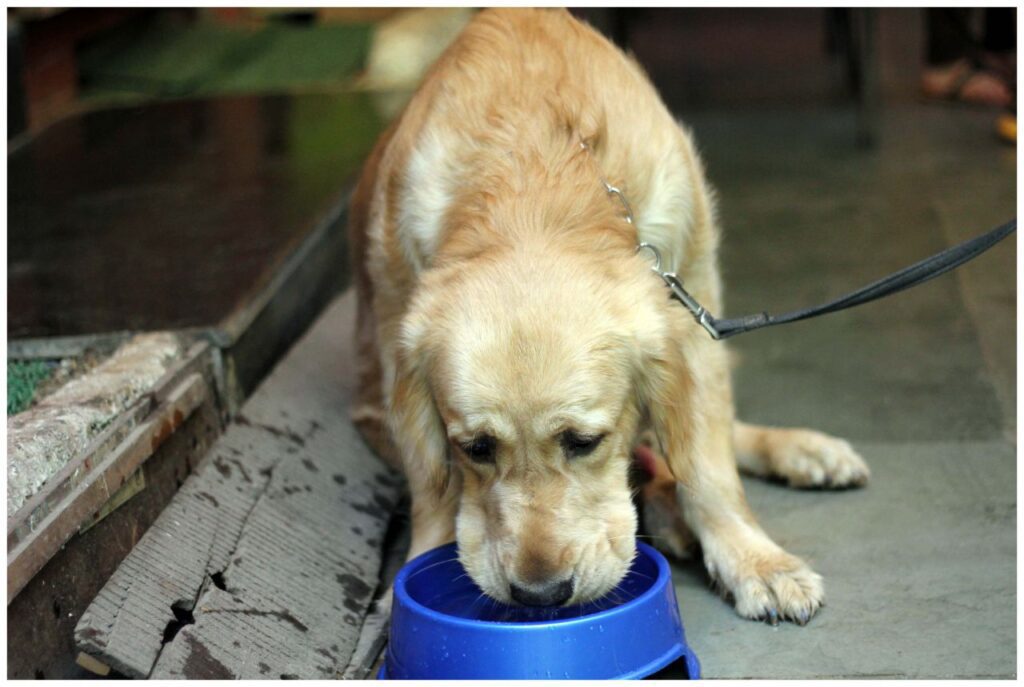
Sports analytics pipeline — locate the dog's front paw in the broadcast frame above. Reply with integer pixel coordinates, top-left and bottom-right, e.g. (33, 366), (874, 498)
(772, 430), (869, 489)
(733, 556), (823, 625)
(710, 546), (824, 626)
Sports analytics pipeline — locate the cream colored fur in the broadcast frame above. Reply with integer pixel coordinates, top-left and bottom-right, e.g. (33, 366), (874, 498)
(349, 8), (868, 624)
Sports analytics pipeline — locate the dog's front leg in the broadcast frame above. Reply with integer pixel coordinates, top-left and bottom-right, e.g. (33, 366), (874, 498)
(647, 335), (823, 625)
(685, 385), (824, 625)
(676, 446), (824, 625)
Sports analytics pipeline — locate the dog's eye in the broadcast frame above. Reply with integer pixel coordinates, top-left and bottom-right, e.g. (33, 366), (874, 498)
(561, 430), (604, 459)
(462, 435), (497, 464)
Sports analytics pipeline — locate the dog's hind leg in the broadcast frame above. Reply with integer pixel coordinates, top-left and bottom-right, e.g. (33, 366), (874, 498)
(733, 421), (870, 489)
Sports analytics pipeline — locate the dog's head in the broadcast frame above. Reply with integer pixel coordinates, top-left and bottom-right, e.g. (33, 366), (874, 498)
(389, 240), (702, 606)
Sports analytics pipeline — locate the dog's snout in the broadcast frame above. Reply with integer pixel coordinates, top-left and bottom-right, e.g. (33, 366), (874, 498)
(509, 577), (575, 606)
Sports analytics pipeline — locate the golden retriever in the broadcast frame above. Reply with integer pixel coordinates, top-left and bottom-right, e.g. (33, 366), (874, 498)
(349, 8), (869, 623)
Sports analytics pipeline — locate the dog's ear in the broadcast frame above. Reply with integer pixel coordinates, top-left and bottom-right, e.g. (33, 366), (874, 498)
(634, 320), (705, 483)
(388, 323), (452, 501)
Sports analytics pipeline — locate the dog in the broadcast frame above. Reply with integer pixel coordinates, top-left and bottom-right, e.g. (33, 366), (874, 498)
(349, 8), (869, 624)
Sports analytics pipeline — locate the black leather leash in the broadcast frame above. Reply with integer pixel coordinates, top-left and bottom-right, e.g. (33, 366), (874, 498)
(649, 218), (1016, 340)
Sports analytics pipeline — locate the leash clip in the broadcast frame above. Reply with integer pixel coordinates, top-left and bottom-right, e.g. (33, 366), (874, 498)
(661, 272), (722, 340)
(636, 243), (721, 340)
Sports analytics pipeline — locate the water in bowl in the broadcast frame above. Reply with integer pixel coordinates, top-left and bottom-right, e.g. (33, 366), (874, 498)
(405, 549), (658, 623)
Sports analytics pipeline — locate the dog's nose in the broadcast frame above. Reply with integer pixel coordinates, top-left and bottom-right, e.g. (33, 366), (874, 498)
(509, 577), (575, 606)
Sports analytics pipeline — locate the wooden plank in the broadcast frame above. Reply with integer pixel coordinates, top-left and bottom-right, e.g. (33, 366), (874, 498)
(7, 372), (208, 603)
(8, 341), (211, 550)
(6, 371), (224, 679)
(7, 332), (186, 519)
(74, 420), (288, 677)
(76, 292), (404, 678)
(152, 433), (402, 679)
(7, 395), (155, 544)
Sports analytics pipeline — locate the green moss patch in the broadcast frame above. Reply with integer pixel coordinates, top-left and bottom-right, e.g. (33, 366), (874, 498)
(7, 360), (56, 416)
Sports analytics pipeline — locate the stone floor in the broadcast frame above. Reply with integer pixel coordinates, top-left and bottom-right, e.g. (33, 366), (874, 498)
(669, 104), (1016, 678)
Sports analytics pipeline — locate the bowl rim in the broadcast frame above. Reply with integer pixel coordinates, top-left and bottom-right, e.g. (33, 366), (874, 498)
(393, 540), (671, 630)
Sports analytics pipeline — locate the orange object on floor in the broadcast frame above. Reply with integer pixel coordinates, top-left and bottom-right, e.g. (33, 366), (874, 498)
(996, 112), (1016, 144)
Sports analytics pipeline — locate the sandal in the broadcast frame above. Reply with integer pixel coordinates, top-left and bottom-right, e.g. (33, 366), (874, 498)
(921, 57), (1013, 108)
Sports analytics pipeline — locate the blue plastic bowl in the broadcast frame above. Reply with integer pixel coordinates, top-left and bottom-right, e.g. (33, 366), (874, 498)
(379, 541), (700, 680)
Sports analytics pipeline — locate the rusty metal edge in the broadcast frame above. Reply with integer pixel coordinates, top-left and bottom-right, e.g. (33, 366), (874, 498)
(206, 184), (354, 349)
(6, 330), (136, 360)
(6, 372), (209, 605)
